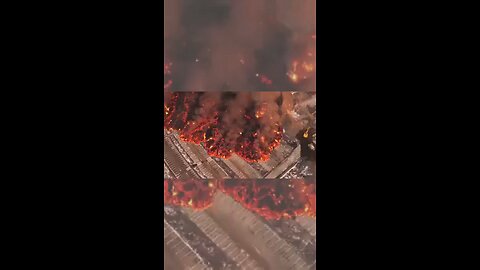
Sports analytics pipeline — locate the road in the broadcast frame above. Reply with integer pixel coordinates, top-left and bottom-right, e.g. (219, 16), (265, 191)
(164, 192), (316, 270)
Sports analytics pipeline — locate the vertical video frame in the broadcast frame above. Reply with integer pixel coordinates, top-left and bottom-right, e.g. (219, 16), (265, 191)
(164, 1), (316, 269)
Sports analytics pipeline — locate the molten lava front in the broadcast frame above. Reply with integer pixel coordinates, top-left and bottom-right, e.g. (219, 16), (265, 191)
(164, 179), (316, 220)
(164, 92), (283, 162)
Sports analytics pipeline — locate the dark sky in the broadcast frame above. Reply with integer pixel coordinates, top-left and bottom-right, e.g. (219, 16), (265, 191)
(164, 0), (316, 91)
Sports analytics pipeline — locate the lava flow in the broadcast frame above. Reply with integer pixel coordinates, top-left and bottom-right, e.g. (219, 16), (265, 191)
(164, 179), (316, 220)
(164, 91), (284, 162)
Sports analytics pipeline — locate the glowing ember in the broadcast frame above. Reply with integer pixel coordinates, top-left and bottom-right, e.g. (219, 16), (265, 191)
(288, 59), (315, 83)
(164, 92), (284, 162)
(304, 128), (310, 138)
(218, 179), (316, 219)
(287, 33), (316, 84)
(259, 74), (273, 85)
(164, 80), (173, 90)
(164, 179), (316, 220)
(164, 179), (215, 210)
(164, 62), (173, 75)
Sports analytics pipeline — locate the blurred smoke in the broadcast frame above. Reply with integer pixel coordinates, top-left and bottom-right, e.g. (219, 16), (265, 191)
(164, 0), (316, 91)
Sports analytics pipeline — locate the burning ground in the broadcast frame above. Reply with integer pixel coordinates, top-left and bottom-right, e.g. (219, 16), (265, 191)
(164, 91), (316, 163)
(164, 179), (316, 220)
(165, 91), (288, 162)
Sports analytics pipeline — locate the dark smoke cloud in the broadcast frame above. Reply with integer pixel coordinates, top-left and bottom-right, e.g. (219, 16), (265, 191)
(164, 91), (315, 153)
(164, 0), (316, 91)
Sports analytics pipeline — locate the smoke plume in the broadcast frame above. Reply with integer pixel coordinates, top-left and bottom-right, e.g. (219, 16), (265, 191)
(164, 91), (314, 162)
(164, 0), (316, 91)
